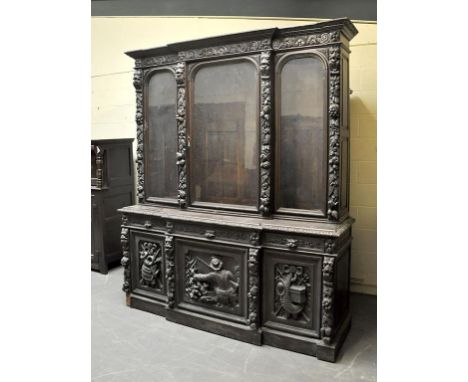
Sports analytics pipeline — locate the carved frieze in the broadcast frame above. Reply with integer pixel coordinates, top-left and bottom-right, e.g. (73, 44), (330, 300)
(175, 62), (188, 208)
(135, 54), (179, 69)
(178, 39), (271, 61)
(138, 241), (163, 289)
(259, 51), (273, 215)
(133, 69), (145, 203)
(165, 235), (175, 308)
(274, 263), (311, 323)
(185, 254), (240, 308)
(272, 31), (340, 50)
(327, 45), (341, 221)
(121, 227), (130, 293)
(321, 257), (335, 344)
(247, 248), (260, 328)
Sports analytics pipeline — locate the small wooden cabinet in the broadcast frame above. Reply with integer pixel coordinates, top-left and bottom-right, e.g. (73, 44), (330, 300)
(120, 18), (357, 361)
(91, 139), (134, 274)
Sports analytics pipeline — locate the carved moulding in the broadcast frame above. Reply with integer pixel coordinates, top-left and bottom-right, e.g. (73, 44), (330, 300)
(164, 235), (175, 308)
(133, 69), (145, 203)
(327, 45), (341, 221)
(259, 51), (273, 215)
(121, 227), (130, 293)
(178, 39), (271, 61)
(138, 241), (163, 289)
(175, 62), (188, 208)
(321, 257), (335, 344)
(272, 31), (340, 50)
(274, 263), (311, 323)
(185, 254), (240, 308)
(247, 248), (260, 328)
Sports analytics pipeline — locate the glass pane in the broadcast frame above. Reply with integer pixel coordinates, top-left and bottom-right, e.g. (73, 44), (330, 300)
(146, 71), (178, 199)
(278, 56), (326, 211)
(191, 61), (258, 206)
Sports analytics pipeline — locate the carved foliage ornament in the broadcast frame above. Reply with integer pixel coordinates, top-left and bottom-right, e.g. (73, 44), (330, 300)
(259, 51), (273, 215)
(133, 69), (145, 202)
(139, 241), (163, 289)
(165, 235), (175, 308)
(185, 254), (240, 308)
(121, 227), (130, 293)
(175, 62), (188, 208)
(178, 39), (271, 61)
(327, 45), (341, 221)
(272, 31), (340, 50)
(247, 248), (260, 328)
(274, 263), (311, 322)
(321, 257), (335, 344)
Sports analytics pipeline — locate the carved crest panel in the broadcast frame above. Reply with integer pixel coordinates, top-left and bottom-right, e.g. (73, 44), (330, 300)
(138, 241), (163, 291)
(274, 263), (312, 324)
(263, 250), (321, 337)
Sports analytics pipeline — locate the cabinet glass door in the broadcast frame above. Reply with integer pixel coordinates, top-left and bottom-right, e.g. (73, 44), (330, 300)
(146, 70), (178, 200)
(190, 59), (259, 208)
(276, 54), (327, 214)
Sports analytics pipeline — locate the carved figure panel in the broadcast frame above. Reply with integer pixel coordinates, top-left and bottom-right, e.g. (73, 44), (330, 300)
(185, 254), (240, 309)
(138, 241), (163, 290)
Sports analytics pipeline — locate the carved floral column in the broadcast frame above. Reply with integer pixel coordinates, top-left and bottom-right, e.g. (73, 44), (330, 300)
(175, 62), (188, 208)
(327, 45), (341, 221)
(259, 51), (273, 216)
(121, 224), (130, 298)
(165, 235), (175, 309)
(133, 69), (145, 203)
(321, 256), (335, 344)
(247, 248), (260, 329)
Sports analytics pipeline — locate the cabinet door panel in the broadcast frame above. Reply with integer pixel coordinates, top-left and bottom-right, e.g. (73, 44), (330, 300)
(190, 59), (259, 207)
(146, 70), (178, 200)
(276, 54), (327, 214)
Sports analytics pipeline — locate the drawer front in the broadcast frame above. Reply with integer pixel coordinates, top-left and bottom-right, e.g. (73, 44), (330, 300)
(262, 249), (322, 338)
(175, 238), (248, 323)
(263, 232), (325, 253)
(130, 231), (167, 301)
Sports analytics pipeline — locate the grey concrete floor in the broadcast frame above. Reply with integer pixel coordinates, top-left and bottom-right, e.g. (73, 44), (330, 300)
(92, 266), (376, 382)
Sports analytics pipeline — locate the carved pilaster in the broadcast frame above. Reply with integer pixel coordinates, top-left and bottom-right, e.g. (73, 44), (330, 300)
(247, 248), (260, 329)
(327, 45), (341, 221)
(133, 69), (145, 203)
(164, 235), (175, 308)
(321, 257), (335, 344)
(95, 146), (104, 189)
(175, 62), (188, 208)
(121, 227), (130, 293)
(259, 51), (273, 215)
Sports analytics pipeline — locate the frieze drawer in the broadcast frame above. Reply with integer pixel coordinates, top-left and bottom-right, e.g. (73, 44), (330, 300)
(263, 232), (325, 252)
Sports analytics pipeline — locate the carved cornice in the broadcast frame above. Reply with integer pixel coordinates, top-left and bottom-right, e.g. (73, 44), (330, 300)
(175, 62), (188, 208)
(164, 235), (175, 308)
(247, 248), (260, 329)
(133, 69), (145, 203)
(321, 257), (335, 344)
(121, 227), (130, 293)
(178, 39), (271, 61)
(272, 31), (340, 50)
(259, 51), (273, 215)
(327, 45), (341, 221)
